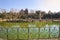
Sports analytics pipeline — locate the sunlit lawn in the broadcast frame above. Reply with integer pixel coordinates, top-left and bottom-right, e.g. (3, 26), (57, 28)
(0, 21), (60, 28)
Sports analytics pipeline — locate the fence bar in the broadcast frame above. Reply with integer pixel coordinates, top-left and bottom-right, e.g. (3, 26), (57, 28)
(6, 28), (8, 40)
(17, 27), (19, 40)
(59, 27), (60, 40)
(28, 27), (29, 40)
(49, 27), (50, 39)
(38, 28), (40, 40)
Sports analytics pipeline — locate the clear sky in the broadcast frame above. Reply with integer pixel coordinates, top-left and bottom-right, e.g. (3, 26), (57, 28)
(0, 0), (60, 12)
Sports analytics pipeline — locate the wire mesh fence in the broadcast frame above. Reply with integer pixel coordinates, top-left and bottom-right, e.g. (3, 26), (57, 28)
(0, 26), (60, 40)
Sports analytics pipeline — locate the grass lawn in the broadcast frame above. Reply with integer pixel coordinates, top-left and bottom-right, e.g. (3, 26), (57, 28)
(0, 21), (60, 28)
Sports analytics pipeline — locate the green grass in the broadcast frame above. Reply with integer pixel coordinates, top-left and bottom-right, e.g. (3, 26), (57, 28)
(0, 21), (60, 28)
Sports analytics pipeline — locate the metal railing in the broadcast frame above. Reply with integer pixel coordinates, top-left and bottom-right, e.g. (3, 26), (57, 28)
(0, 26), (60, 40)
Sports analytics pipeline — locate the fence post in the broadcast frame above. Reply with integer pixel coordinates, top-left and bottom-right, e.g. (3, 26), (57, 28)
(59, 27), (60, 40)
(6, 28), (8, 40)
(28, 27), (30, 40)
(38, 27), (40, 40)
(49, 27), (50, 39)
(54, 27), (55, 38)
(17, 27), (19, 40)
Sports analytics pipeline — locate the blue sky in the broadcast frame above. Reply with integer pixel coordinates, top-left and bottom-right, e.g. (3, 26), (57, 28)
(0, 0), (37, 9)
(0, 0), (60, 12)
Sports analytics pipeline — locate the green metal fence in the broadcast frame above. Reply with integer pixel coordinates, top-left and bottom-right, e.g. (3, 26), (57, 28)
(0, 26), (60, 40)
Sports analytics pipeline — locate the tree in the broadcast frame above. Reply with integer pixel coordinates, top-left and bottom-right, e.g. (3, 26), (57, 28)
(36, 11), (40, 19)
(25, 8), (28, 14)
(1, 9), (6, 19)
(24, 8), (28, 19)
